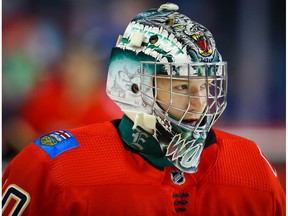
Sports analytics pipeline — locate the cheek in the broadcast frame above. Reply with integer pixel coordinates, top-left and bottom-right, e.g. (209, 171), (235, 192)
(171, 94), (187, 108)
(156, 91), (170, 108)
(157, 91), (185, 112)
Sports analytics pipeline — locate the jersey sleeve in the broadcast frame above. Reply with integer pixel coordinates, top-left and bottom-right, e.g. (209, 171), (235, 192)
(2, 144), (67, 216)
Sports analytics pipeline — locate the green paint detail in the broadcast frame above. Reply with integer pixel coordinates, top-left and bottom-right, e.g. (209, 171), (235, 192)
(130, 26), (184, 54)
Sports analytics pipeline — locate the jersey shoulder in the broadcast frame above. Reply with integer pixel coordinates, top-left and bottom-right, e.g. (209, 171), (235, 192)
(5, 121), (153, 189)
(4, 121), (119, 174)
(30, 121), (148, 186)
(33, 121), (118, 159)
(209, 129), (281, 192)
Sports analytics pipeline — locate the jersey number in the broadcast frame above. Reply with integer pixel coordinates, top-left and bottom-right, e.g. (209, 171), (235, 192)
(2, 184), (30, 216)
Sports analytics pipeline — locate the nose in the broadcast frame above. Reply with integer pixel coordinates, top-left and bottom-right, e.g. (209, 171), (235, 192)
(187, 89), (205, 112)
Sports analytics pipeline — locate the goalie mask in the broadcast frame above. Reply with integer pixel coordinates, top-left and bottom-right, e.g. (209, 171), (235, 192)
(106, 3), (227, 173)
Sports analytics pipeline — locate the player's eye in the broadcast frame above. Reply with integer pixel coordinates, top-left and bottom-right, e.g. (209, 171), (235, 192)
(175, 84), (188, 91)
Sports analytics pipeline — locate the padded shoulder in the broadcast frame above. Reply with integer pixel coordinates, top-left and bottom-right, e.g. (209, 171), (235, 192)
(209, 129), (279, 192)
(42, 121), (154, 187)
(33, 121), (119, 159)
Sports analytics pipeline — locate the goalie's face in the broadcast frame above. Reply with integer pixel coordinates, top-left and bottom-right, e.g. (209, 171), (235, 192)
(156, 76), (211, 127)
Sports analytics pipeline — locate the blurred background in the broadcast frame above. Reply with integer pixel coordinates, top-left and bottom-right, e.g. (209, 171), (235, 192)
(2, 0), (285, 190)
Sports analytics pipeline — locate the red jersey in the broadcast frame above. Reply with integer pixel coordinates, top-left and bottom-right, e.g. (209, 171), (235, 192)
(2, 122), (285, 215)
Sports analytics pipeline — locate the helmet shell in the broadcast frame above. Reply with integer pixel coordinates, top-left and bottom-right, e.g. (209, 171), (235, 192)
(107, 5), (222, 114)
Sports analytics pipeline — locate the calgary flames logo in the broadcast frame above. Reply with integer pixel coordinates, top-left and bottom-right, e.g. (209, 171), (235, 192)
(192, 32), (213, 57)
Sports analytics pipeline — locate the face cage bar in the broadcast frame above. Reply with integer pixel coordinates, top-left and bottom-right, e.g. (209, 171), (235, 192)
(139, 62), (228, 132)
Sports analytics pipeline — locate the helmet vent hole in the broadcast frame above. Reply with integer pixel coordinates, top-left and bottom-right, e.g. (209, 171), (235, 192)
(131, 84), (139, 93)
(149, 35), (158, 44)
(165, 17), (175, 25)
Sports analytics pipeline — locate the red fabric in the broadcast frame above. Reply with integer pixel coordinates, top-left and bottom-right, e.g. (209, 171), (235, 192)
(19, 78), (122, 133)
(2, 123), (285, 215)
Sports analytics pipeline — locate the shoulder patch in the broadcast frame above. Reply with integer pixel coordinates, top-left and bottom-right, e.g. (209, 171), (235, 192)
(34, 130), (80, 158)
